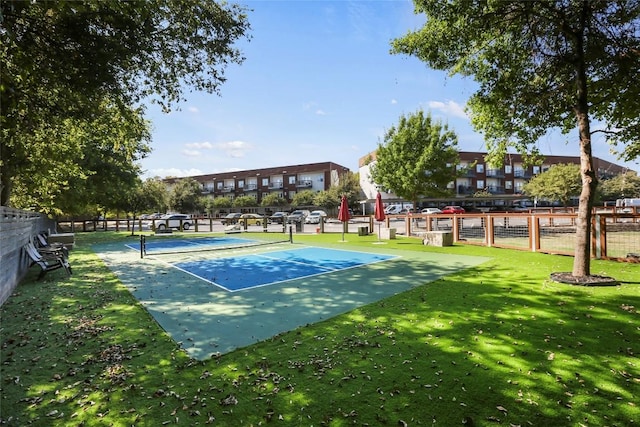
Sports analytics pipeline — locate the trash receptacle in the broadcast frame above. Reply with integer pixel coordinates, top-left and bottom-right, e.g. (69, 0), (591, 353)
(295, 221), (303, 232)
(358, 226), (368, 236)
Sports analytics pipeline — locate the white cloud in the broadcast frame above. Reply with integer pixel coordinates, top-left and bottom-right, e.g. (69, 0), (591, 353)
(213, 140), (253, 158)
(185, 141), (214, 150)
(188, 106), (199, 113)
(391, 99), (398, 105)
(316, 109), (327, 116)
(428, 100), (468, 119)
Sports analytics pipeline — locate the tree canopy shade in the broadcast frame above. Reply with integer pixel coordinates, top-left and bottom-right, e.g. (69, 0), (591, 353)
(0, 0), (251, 208)
(392, 1), (640, 277)
(523, 164), (581, 207)
(371, 110), (460, 208)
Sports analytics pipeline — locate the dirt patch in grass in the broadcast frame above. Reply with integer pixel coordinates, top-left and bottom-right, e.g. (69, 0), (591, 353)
(550, 271), (619, 286)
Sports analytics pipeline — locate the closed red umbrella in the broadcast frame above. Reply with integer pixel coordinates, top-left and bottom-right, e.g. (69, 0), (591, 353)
(338, 195), (350, 241)
(374, 192), (385, 222)
(374, 192), (385, 241)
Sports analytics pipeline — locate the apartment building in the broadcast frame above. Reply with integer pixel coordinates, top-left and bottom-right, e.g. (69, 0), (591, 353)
(164, 162), (351, 205)
(359, 150), (632, 202)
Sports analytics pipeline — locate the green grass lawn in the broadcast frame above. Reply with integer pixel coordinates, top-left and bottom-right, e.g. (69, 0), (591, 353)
(1, 231), (638, 426)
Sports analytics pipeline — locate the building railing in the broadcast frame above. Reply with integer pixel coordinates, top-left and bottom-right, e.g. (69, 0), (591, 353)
(486, 169), (505, 178)
(514, 170), (532, 179)
(296, 180), (312, 188)
(269, 182), (284, 189)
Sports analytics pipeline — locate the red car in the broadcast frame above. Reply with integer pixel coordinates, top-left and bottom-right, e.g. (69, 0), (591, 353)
(441, 205), (466, 214)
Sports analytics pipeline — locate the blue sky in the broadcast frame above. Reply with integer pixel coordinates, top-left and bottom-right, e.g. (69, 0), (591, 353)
(140, 0), (639, 179)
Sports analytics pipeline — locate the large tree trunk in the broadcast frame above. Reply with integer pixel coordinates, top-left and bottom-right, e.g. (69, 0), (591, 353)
(572, 38), (597, 277)
(573, 111), (597, 277)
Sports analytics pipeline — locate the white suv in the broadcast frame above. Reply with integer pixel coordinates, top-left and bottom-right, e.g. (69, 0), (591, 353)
(152, 214), (192, 231)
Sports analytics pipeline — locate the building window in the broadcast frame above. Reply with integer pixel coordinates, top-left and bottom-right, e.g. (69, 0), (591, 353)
(476, 164), (484, 173)
(505, 164), (512, 174)
(262, 178), (269, 186)
(532, 166), (541, 174)
(476, 180), (485, 189)
(216, 182), (223, 189)
(505, 180), (513, 190)
(238, 180), (244, 189)
(288, 175), (296, 184)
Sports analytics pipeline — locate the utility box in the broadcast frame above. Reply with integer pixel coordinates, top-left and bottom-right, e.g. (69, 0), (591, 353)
(380, 228), (396, 240)
(358, 226), (369, 236)
(423, 231), (453, 247)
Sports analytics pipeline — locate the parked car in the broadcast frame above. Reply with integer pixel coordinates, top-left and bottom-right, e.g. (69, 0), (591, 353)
(287, 210), (311, 223)
(238, 213), (263, 226)
(152, 214), (191, 231)
(441, 205), (466, 214)
(305, 210), (327, 224)
(268, 212), (288, 224)
(220, 213), (242, 225)
(421, 208), (442, 214)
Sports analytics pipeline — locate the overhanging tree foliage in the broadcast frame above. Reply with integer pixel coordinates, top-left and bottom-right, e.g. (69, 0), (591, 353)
(371, 110), (460, 207)
(392, 1), (640, 277)
(1, 0), (251, 209)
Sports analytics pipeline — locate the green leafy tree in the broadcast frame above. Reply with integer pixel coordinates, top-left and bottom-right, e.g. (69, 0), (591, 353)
(170, 178), (203, 213)
(313, 190), (340, 212)
(598, 172), (640, 202)
(206, 196), (233, 217)
(141, 178), (170, 214)
(334, 171), (362, 208)
(120, 181), (162, 235)
(233, 195), (257, 208)
(291, 190), (316, 207)
(523, 164), (581, 207)
(1, 0), (250, 206)
(371, 110), (460, 208)
(392, 1), (640, 277)
(8, 102), (150, 216)
(260, 193), (287, 207)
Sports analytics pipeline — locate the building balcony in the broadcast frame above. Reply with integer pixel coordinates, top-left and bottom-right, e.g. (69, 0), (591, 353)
(486, 169), (505, 178)
(487, 185), (505, 194)
(457, 185), (475, 195)
(222, 186), (235, 193)
(296, 180), (312, 188)
(244, 184), (258, 191)
(514, 170), (532, 179)
(269, 182), (284, 190)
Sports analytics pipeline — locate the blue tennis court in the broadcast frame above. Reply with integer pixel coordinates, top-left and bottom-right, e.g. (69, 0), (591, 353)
(173, 247), (396, 291)
(95, 238), (491, 359)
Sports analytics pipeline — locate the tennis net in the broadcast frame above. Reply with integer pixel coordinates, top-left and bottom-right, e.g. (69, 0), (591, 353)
(138, 233), (292, 258)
